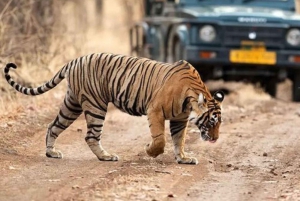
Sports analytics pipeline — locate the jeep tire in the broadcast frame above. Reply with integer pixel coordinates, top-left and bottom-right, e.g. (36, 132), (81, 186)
(261, 78), (277, 98)
(173, 40), (183, 62)
(292, 71), (300, 102)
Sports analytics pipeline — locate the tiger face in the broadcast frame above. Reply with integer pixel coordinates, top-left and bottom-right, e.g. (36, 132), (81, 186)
(189, 91), (224, 143)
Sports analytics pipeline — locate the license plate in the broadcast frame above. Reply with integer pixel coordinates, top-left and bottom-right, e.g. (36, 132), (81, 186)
(230, 50), (276, 65)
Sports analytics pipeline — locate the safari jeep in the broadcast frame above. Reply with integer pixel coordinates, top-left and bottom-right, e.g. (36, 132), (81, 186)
(130, 0), (300, 101)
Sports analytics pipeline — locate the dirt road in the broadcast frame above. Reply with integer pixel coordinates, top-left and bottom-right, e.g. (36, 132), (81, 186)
(0, 83), (300, 201)
(2, 0), (300, 200)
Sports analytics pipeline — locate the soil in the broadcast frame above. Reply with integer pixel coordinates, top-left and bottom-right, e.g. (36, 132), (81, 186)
(0, 82), (300, 201)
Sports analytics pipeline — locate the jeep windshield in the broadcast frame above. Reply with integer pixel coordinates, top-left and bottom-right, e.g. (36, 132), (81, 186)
(179, 0), (295, 11)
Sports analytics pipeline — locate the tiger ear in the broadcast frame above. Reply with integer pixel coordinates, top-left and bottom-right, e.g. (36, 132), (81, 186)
(198, 93), (206, 104)
(213, 91), (224, 102)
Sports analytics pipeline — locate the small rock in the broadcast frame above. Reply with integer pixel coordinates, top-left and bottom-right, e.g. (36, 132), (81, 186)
(108, 170), (117, 174)
(77, 128), (83, 133)
(72, 185), (80, 189)
(27, 106), (35, 111)
(7, 122), (14, 127)
(270, 168), (278, 176)
(263, 152), (268, 157)
(155, 170), (172, 174)
(48, 179), (60, 182)
(226, 164), (232, 168)
(167, 194), (176, 198)
(181, 173), (192, 176)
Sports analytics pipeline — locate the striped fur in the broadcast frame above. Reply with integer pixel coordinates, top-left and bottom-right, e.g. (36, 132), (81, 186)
(4, 53), (224, 164)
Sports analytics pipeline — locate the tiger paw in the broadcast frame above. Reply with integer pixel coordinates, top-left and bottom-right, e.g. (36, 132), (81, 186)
(176, 156), (198, 165)
(46, 148), (63, 159)
(145, 143), (164, 158)
(98, 154), (119, 161)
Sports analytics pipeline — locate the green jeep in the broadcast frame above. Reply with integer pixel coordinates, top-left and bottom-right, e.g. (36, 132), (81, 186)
(130, 0), (300, 101)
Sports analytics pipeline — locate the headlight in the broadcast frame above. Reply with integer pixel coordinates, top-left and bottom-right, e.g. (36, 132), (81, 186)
(286, 28), (300, 46)
(199, 25), (216, 42)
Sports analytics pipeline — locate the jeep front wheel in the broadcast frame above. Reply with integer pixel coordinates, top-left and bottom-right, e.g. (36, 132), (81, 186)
(261, 78), (277, 98)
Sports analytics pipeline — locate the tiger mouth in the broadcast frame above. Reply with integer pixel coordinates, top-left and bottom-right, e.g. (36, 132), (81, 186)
(201, 131), (211, 141)
(201, 132), (217, 143)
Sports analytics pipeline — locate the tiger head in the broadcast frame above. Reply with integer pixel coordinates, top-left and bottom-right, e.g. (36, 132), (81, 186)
(189, 91), (224, 143)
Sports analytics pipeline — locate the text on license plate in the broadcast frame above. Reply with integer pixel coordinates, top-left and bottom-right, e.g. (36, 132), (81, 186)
(230, 50), (276, 65)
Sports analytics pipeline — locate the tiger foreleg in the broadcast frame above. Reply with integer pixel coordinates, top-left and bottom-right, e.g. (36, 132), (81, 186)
(170, 120), (198, 165)
(145, 113), (166, 158)
(84, 108), (119, 161)
(86, 138), (119, 161)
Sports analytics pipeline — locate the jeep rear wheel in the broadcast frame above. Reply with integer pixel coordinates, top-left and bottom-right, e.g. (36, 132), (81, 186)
(173, 40), (183, 62)
(292, 71), (300, 102)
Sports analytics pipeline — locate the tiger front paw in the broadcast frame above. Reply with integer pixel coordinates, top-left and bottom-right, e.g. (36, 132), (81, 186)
(176, 156), (198, 165)
(46, 148), (63, 159)
(145, 143), (164, 158)
(98, 153), (119, 161)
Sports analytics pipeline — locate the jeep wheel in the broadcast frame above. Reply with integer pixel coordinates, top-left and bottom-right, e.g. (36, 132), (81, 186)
(292, 71), (300, 102)
(261, 79), (277, 98)
(173, 40), (183, 62)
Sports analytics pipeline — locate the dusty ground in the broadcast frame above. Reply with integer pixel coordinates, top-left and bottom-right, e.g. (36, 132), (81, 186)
(1, 82), (300, 201)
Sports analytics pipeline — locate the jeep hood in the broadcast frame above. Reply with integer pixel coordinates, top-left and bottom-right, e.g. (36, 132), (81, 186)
(184, 5), (300, 22)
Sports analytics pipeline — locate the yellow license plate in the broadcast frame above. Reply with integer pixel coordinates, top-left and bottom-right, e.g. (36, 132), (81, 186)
(230, 50), (276, 65)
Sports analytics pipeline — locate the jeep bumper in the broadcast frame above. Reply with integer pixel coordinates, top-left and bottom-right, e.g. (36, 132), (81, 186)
(185, 46), (300, 69)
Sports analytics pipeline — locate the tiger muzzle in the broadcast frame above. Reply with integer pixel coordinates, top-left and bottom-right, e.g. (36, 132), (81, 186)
(200, 126), (217, 143)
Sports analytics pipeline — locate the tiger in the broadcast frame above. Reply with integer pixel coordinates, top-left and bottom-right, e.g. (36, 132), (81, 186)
(4, 53), (224, 165)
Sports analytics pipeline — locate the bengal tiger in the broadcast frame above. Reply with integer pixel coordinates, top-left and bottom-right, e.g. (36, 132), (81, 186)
(4, 53), (224, 165)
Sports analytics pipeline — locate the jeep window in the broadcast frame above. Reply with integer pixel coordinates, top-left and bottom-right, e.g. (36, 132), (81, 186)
(239, 0), (295, 11)
(181, 0), (295, 11)
(242, 0), (289, 2)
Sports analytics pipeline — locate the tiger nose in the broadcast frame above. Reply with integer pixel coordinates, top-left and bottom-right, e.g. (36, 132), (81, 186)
(211, 136), (219, 142)
(209, 134), (218, 141)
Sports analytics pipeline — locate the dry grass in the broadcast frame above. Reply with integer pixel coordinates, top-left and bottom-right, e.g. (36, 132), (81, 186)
(0, 0), (143, 116)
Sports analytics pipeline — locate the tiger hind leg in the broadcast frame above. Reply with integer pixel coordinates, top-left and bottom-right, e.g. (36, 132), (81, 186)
(170, 120), (198, 165)
(46, 89), (83, 158)
(83, 103), (118, 161)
